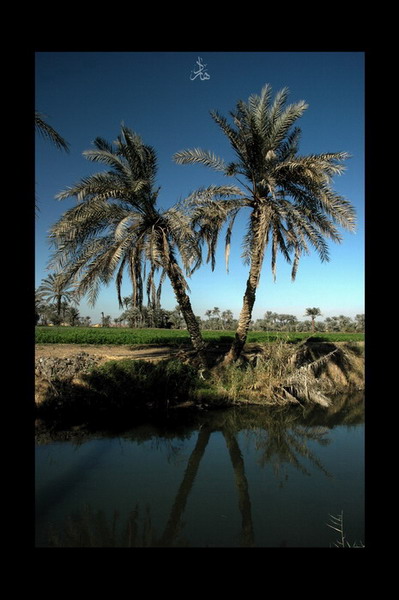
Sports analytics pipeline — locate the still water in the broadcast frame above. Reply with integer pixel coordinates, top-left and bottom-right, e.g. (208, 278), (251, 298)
(35, 394), (364, 547)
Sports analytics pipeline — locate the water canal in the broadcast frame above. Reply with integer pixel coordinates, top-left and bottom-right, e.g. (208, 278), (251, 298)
(35, 393), (364, 547)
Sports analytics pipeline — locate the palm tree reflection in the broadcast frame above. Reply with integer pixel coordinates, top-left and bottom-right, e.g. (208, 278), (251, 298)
(251, 419), (333, 481)
(159, 427), (211, 546)
(160, 425), (256, 547)
(222, 429), (255, 547)
(43, 394), (363, 547)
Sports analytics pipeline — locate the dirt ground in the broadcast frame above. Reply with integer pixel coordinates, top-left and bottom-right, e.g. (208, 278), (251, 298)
(35, 344), (181, 364)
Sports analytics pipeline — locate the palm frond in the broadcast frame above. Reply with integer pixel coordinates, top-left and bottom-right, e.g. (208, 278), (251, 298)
(225, 209), (239, 273)
(92, 136), (115, 153)
(210, 109), (242, 150)
(35, 111), (70, 152)
(269, 100), (308, 150)
(252, 83), (273, 139)
(184, 185), (244, 213)
(83, 148), (132, 177)
(269, 87), (290, 123)
(187, 193), (246, 271)
(173, 148), (228, 173)
(163, 208), (202, 275)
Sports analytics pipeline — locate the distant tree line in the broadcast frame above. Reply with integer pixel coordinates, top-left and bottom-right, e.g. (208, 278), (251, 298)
(252, 310), (364, 333)
(202, 307), (364, 333)
(36, 279), (364, 333)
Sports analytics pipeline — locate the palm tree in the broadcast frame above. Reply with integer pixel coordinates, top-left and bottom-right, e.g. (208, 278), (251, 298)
(221, 309), (234, 330)
(204, 309), (213, 324)
(65, 306), (80, 326)
(169, 305), (183, 329)
(122, 296), (132, 309)
(324, 316), (339, 332)
(337, 314), (351, 332)
(175, 84), (356, 363)
(81, 316), (92, 327)
(304, 307), (322, 332)
(37, 273), (76, 317)
(212, 306), (221, 329)
(101, 313), (112, 327)
(49, 126), (236, 365)
(354, 314), (365, 332)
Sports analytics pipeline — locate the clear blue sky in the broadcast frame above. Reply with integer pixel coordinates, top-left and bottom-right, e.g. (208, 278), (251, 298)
(35, 51), (364, 324)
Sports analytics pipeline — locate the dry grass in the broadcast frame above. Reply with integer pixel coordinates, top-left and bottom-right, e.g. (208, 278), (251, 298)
(326, 511), (365, 548)
(208, 340), (364, 407)
(34, 339), (364, 419)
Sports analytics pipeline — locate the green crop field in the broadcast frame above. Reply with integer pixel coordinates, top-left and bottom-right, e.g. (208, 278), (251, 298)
(35, 326), (364, 346)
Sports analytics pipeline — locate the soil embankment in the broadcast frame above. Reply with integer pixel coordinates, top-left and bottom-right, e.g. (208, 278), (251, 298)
(35, 343), (180, 363)
(34, 340), (364, 440)
(35, 341), (364, 406)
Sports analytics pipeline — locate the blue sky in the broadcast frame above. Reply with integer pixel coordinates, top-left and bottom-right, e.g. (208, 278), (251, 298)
(35, 51), (364, 324)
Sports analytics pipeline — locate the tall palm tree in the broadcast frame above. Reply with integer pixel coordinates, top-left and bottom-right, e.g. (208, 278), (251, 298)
(304, 307), (322, 332)
(174, 84), (356, 363)
(37, 272), (75, 317)
(49, 126), (237, 365)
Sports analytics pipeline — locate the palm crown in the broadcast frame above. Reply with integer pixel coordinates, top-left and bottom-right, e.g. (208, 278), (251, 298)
(51, 127), (195, 305)
(176, 84), (355, 277)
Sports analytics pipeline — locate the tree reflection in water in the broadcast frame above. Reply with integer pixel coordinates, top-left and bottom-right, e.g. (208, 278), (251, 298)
(43, 393), (363, 547)
(249, 415), (333, 481)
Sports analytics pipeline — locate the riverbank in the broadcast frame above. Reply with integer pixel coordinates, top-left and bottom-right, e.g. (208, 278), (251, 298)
(35, 339), (364, 434)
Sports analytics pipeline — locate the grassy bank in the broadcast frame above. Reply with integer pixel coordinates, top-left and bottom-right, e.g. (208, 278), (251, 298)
(35, 326), (364, 346)
(35, 339), (364, 430)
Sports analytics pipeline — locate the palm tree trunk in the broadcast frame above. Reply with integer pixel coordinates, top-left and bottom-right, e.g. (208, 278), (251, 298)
(56, 295), (62, 318)
(159, 427), (211, 546)
(165, 260), (207, 367)
(223, 430), (255, 547)
(223, 209), (268, 365)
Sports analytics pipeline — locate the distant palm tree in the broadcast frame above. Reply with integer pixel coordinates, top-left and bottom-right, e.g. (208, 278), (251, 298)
(169, 305), (183, 329)
(175, 84), (356, 363)
(122, 296), (132, 309)
(304, 307), (322, 332)
(101, 313), (112, 327)
(35, 111), (70, 152)
(37, 273), (75, 317)
(354, 314), (365, 332)
(212, 306), (221, 329)
(221, 309), (234, 330)
(337, 314), (351, 332)
(50, 126), (235, 365)
(66, 306), (80, 326)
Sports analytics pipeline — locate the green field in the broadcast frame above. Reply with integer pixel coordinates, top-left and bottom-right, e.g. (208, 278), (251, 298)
(35, 326), (364, 346)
